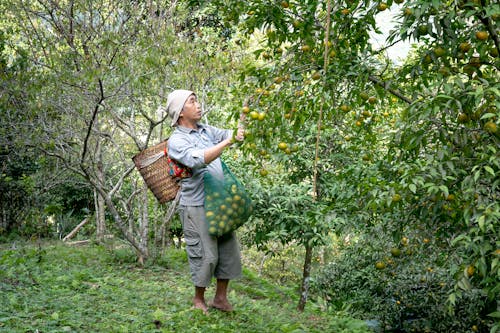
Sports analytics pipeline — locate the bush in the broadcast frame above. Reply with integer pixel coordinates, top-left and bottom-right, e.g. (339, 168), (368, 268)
(312, 230), (494, 332)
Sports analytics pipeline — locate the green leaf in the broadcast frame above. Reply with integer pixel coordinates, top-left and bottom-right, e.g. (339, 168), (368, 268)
(484, 166), (495, 176)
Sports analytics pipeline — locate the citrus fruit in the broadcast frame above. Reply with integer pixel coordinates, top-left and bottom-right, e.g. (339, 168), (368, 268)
(278, 142), (288, 150)
(475, 31), (488, 41)
(390, 248), (401, 257)
(484, 121), (497, 134)
(392, 193), (402, 203)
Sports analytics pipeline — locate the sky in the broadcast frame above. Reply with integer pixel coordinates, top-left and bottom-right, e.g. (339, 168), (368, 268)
(370, 6), (413, 63)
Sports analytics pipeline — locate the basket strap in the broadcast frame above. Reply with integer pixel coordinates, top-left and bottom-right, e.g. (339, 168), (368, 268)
(137, 151), (165, 169)
(165, 190), (180, 220)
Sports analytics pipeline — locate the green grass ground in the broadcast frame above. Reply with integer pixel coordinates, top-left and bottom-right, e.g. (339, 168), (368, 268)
(0, 241), (370, 332)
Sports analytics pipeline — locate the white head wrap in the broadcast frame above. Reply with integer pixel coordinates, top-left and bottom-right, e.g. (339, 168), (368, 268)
(166, 89), (195, 127)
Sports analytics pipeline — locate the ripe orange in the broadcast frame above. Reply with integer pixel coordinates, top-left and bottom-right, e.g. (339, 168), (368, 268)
(466, 265), (475, 277)
(242, 106), (250, 114)
(249, 111), (259, 120)
(378, 3), (388, 11)
(301, 45), (311, 52)
(484, 121), (497, 134)
(475, 31), (488, 41)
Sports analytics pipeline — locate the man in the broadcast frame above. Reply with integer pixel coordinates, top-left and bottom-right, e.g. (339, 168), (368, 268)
(166, 89), (244, 314)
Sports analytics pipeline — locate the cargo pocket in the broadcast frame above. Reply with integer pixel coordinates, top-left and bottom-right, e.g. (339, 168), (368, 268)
(185, 237), (203, 259)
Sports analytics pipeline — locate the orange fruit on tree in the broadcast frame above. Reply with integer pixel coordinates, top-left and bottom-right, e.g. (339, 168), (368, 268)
(249, 111), (259, 120)
(242, 106), (250, 114)
(390, 248), (402, 257)
(377, 2), (388, 11)
(259, 169), (268, 177)
(340, 104), (351, 112)
(368, 96), (377, 104)
(459, 42), (471, 52)
(311, 72), (321, 80)
(457, 113), (469, 123)
(301, 45), (311, 52)
(489, 47), (499, 57)
(278, 142), (288, 150)
(434, 46), (446, 57)
(281, 1), (289, 8)
(475, 31), (488, 41)
(392, 193), (402, 203)
(418, 25), (428, 35)
(341, 8), (350, 15)
(484, 121), (497, 134)
(466, 265), (475, 277)
(375, 261), (386, 270)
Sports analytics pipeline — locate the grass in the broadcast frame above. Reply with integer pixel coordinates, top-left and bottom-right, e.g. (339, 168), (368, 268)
(0, 240), (370, 333)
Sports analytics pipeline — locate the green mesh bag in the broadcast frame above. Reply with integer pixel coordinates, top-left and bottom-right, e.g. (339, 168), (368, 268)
(204, 162), (253, 237)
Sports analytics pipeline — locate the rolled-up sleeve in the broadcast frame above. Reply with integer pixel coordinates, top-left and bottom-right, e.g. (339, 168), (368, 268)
(206, 125), (232, 143)
(168, 136), (206, 169)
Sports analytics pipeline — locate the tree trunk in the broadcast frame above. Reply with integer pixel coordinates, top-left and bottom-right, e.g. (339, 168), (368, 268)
(297, 244), (313, 312)
(94, 116), (106, 243)
(62, 217), (90, 241)
(138, 184), (149, 262)
(94, 188), (106, 242)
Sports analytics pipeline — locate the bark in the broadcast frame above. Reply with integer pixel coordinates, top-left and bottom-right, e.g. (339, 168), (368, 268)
(95, 132), (106, 242)
(297, 244), (313, 312)
(62, 217), (90, 241)
(138, 183), (150, 260)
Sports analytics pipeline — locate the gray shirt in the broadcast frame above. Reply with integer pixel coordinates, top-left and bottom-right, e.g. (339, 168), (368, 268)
(167, 124), (232, 206)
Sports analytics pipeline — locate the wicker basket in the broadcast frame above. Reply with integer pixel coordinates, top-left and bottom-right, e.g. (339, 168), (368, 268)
(132, 140), (179, 203)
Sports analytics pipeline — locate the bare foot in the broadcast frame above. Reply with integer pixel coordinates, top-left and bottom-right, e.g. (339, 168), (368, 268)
(209, 298), (233, 312)
(192, 298), (208, 315)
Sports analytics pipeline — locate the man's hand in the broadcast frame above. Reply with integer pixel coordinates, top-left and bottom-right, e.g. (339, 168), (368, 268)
(234, 127), (245, 142)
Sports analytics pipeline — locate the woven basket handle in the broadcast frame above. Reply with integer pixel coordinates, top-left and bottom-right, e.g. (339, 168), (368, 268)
(136, 150), (166, 169)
